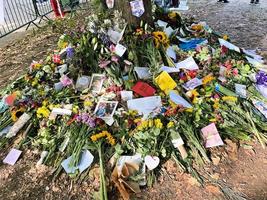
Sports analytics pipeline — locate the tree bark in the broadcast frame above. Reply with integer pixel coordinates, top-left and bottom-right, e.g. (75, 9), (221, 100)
(113, 0), (153, 26)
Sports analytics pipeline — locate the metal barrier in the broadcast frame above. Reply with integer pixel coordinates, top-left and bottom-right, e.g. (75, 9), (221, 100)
(0, 0), (39, 38)
(0, 0), (88, 39)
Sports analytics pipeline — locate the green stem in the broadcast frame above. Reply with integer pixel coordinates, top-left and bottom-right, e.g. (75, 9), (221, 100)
(98, 143), (108, 200)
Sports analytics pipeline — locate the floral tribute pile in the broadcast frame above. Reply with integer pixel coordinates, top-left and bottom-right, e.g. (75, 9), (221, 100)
(0, 8), (267, 200)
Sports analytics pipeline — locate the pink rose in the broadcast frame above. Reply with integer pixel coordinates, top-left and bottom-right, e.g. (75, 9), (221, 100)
(232, 68), (238, 76)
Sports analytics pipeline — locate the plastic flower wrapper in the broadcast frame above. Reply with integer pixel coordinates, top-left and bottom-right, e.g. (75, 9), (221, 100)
(60, 75), (73, 87)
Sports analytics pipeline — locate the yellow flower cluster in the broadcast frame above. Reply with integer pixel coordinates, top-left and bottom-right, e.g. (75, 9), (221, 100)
(202, 74), (215, 85)
(153, 31), (170, 49)
(91, 131), (116, 146)
(213, 98), (220, 109)
(222, 96), (238, 102)
(127, 110), (138, 117)
(84, 100), (93, 107)
(167, 121), (175, 128)
(137, 118), (163, 130)
(168, 11), (180, 20)
(37, 106), (50, 118)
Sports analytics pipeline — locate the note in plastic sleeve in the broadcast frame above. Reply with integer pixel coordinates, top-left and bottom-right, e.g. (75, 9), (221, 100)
(235, 83), (247, 98)
(130, 0), (145, 17)
(252, 100), (267, 119)
(183, 78), (202, 90)
(134, 67), (152, 79)
(115, 44), (127, 57)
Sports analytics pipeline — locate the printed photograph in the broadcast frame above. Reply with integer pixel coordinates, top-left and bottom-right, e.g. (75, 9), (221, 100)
(94, 101), (118, 119)
(89, 74), (105, 93)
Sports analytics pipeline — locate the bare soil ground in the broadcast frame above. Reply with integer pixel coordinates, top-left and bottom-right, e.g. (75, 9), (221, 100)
(0, 1), (267, 199)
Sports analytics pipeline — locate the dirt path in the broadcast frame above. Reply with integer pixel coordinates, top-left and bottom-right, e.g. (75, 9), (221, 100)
(0, 1), (267, 200)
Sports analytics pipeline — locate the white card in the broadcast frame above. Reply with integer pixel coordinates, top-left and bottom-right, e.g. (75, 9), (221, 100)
(61, 150), (94, 174)
(172, 137), (184, 147)
(164, 26), (174, 38)
(144, 155), (160, 170)
(235, 83), (247, 98)
(166, 46), (177, 60)
(127, 96), (162, 117)
(115, 44), (127, 57)
(175, 57), (199, 70)
(169, 90), (192, 108)
(120, 91), (133, 101)
(157, 20), (168, 28)
(134, 67), (152, 79)
(51, 108), (72, 116)
(103, 117), (115, 126)
(160, 66), (180, 73)
(3, 149), (22, 165)
(183, 78), (202, 90)
(218, 38), (240, 53)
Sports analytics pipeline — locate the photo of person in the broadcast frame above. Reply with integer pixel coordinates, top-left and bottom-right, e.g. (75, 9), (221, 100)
(94, 101), (118, 119)
(89, 74), (105, 93)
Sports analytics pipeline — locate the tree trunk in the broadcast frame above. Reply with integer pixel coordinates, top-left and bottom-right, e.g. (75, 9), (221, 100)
(112, 0), (153, 26)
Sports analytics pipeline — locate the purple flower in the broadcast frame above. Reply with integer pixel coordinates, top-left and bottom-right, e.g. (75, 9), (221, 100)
(76, 113), (96, 127)
(66, 47), (75, 58)
(256, 71), (267, 86)
(60, 75), (73, 87)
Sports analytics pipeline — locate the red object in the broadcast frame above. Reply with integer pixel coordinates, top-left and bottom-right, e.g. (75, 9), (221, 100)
(50, 0), (64, 18)
(53, 54), (61, 64)
(5, 93), (17, 106)
(132, 82), (156, 97)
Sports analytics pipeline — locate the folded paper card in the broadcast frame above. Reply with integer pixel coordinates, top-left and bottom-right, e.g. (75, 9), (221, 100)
(183, 78), (203, 90)
(52, 108), (72, 116)
(61, 150), (94, 174)
(132, 82), (156, 97)
(235, 83), (247, 98)
(3, 148), (22, 165)
(134, 67), (151, 79)
(219, 38), (240, 53)
(127, 96), (162, 117)
(169, 90), (192, 108)
(155, 71), (177, 94)
(120, 91), (133, 101)
(201, 123), (224, 148)
(175, 57), (199, 70)
(115, 44), (127, 57)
